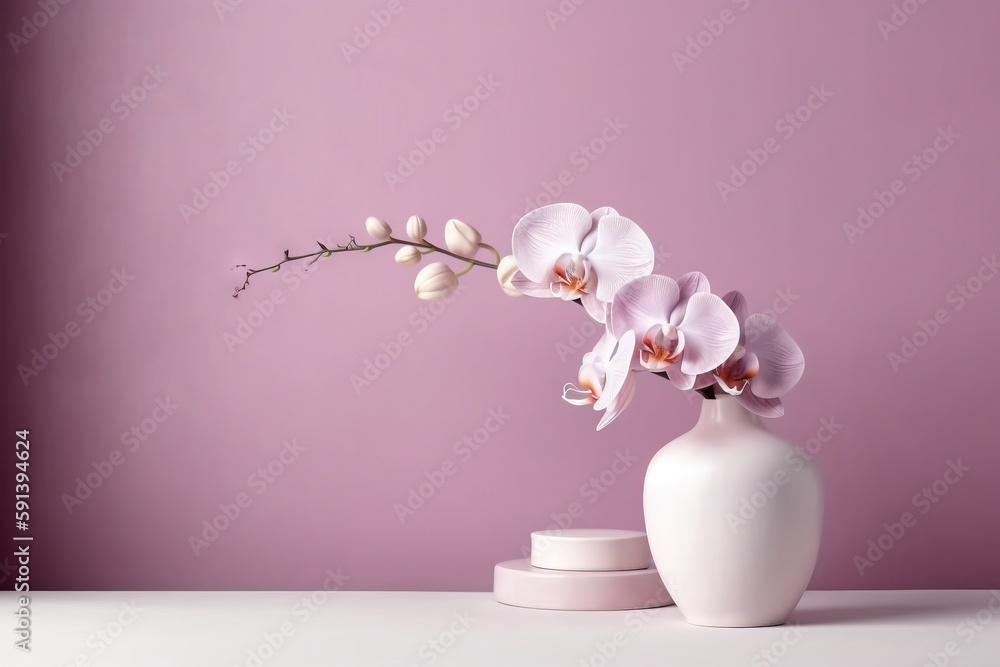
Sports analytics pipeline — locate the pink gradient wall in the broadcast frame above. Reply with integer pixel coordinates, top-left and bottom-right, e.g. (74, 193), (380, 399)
(1, 0), (998, 591)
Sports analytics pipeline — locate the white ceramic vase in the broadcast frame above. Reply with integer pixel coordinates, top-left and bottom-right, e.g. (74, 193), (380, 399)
(643, 394), (822, 627)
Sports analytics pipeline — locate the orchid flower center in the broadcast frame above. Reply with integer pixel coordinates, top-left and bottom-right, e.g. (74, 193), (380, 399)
(640, 324), (683, 371)
(551, 252), (592, 300)
(716, 347), (759, 392)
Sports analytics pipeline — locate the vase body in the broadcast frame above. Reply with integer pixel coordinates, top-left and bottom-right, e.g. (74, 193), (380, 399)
(643, 395), (822, 627)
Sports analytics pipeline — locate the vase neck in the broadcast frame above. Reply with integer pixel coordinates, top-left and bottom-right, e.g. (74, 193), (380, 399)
(697, 394), (761, 428)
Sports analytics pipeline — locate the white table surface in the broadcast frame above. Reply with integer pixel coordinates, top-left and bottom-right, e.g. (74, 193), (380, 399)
(3, 590), (998, 666)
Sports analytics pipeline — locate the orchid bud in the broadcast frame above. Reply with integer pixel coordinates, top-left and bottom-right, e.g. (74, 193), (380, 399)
(406, 215), (427, 241)
(395, 246), (421, 264)
(496, 255), (523, 297)
(444, 218), (481, 257)
(365, 216), (392, 241)
(414, 262), (459, 300)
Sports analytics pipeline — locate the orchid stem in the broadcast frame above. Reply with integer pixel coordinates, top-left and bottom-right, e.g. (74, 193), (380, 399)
(234, 234), (499, 297)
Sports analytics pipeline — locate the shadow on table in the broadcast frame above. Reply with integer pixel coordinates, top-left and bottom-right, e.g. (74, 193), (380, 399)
(792, 599), (974, 626)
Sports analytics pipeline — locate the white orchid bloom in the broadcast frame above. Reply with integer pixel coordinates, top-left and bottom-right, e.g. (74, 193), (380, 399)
(609, 273), (739, 391)
(562, 330), (638, 430)
(693, 291), (806, 418)
(510, 204), (654, 324)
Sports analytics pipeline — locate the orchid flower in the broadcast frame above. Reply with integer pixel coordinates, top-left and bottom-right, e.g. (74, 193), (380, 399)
(510, 204), (655, 323)
(562, 330), (638, 430)
(700, 291), (805, 418)
(609, 274), (739, 390)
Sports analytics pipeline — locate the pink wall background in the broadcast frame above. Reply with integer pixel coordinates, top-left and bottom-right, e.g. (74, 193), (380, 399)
(1, 0), (998, 591)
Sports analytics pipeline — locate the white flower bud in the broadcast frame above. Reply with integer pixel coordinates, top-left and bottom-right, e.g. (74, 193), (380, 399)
(496, 255), (523, 297)
(394, 246), (422, 264)
(444, 218), (481, 257)
(406, 215), (428, 241)
(414, 262), (459, 300)
(365, 216), (392, 241)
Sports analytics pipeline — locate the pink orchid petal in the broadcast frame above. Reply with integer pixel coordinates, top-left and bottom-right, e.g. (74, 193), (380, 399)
(582, 330), (616, 366)
(735, 390), (784, 418)
(587, 216), (655, 302)
(608, 275), (679, 339)
(732, 351), (760, 380)
(714, 375), (748, 396)
(714, 376), (745, 396)
(744, 314), (805, 399)
(580, 290), (608, 324)
(670, 272), (711, 323)
(511, 203), (592, 283)
(582, 206), (619, 255)
(667, 365), (696, 390)
(693, 372), (716, 390)
(722, 291), (748, 346)
(562, 384), (595, 406)
(594, 331), (635, 411)
(677, 292), (740, 375)
(597, 372), (637, 431)
(510, 271), (558, 298)
(590, 206), (619, 225)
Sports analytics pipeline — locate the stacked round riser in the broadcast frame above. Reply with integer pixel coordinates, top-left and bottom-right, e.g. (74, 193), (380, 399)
(493, 529), (674, 611)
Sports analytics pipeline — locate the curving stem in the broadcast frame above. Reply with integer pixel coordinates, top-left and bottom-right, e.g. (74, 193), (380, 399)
(233, 234), (499, 298)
